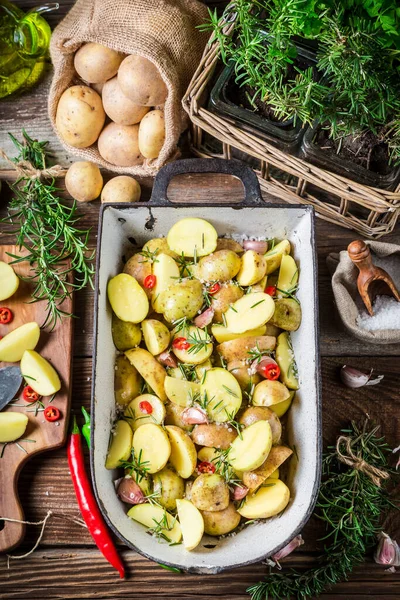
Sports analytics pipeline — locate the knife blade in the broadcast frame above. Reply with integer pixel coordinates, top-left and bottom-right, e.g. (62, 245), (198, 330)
(0, 366), (23, 410)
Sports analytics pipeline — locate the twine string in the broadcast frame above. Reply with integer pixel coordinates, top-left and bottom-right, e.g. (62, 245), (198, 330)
(0, 148), (66, 180)
(336, 434), (390, 487)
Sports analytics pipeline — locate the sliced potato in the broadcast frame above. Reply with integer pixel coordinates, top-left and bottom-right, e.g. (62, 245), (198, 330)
(125, 394), (166, 431)
(217, 335), (276, 363)
(107, 273), (149, 323)
(270, 298), (302, 331)
(132, 423), (171, 473)
(191, 473), (229, 512)
(264, 240), (291, 275)
(0, 412), (28, 443)
(112, 314), (142, 351)
(191, 423), (237, 449)
(237, 478), (290, 519)
(115, 355), (142, 406)
(125, 348), (167, 401)
(164, 376), (200, 407)
(225, 293), (275, 334)
(0, 260), (19, 300)
(153, 467), (185, 510)
(238, 406), (282, 445)
(105, 420), (133, 469)
(127, 503), (182, 543)
(165, 401), (193, 432)
(270, 391), (295, 418)
(141, 319), (170, 355)
(242, 446), (293, 491)
(211, 324), (266, 344)
(152, 253), (180, 313)
(229, 420), (272, 472)
(201, 367), (242, 422)
(252, 379), (290, 407)
(277, 254), (298, 293)
(275, 332), (300, 390)
(171, 326), (213, 365)
(167, 218), (217, 257)
(0, 322), (40, 362)
(201, 502), (241, 536)
(165, 425), (197, 478)
(159, 279), (203, 323)
(20, 350), (61, 396)
(211, 282), (244, 323)
(236, 250), (267, 286)
(176, 499), (204, 551)
(197, 446), (220, 463)
(196, 250), (241, 282)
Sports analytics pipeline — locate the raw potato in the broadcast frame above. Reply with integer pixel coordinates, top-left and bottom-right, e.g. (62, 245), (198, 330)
(112, 314), (142, 351)
(176, 499), (204, 551)
(123, 253), (152, 298)
(276, 332), (299, 390)
(101, 176), (141, 204)
(125, 394), (166, 431)
(225, 292), (275, 334)
(277, 254), (299, 292)
(211, 324), (266, 344)
(191, 423), (237, 449)
(165, 401), (193, 432)
(0, 260), (19, 300)
(243, 446), (293, 491)
(217, 335), (276, 363)
(115, 355), (142, 405)
(165, 425), (197, 478)
(0, 413), (29, 443)
(164, 376), (200, 407)
(160, 279), (204, 323)
(252, 379), (291, 407)
(201, 368), (242, 422)
(142, 319), (170, 355)
(142, 238), (178, 260)
(227, 360), (261, 391)
(270, 298), (302, 332)
(251, 275), (268, 293)
(195, 359), (212, 380)
(195, 250), (241, 282)
(167, 218), (218, 257)
(211, 283), (244, 323)
(20, 350), (61, 396)
(229, 420), (272, 472)
(138, 109), (165, 159)
(201, 502), (241, 536)
(153, 467), (185, 510)
(238, 406), (282, 445)
(191, 474), (229, 512)
(171, 326), (213, 365)
(65, 161), (103, 203)
(128, 504), (182, 543)
(74, 42), (124, 83)
(264, 240), (291, 274)
(56, 86), (105, 148)
(107, 273), (149, 323)
(270, 391), (295, 418)
(216, 238), (244, 253)
(0, 322), (40, 362)
(98, 123), (142, 167)
(237, 478), (290, 519)
(132, 423), (171, 473)
(102, 76), (149, 125)
(118, 55), (167, 106)
(125, 348), (167, 401)
(152, 253), (180, 313)
(105, 420), (132, 469)
(236, 250), (267, 286)
(197, 447), (220, 463)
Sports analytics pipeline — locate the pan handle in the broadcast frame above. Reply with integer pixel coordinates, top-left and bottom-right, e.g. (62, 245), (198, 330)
(149, 158), (263, 205)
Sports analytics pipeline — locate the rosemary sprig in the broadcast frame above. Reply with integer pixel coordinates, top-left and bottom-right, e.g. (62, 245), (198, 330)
(224, 409), (244, 439)
(174, 252), (193, 278)
(212, 447), (242, 487)
(186, 330), (212, 355)
(247, 342), (271, 363)
(119, 448), (150, 483)
(148, 510), (179, 545)
(276, 285), (300, 304)
(139, 248), (159, 264)
(2, 131), (94, 329)
(178, 363), (197, 382)
(172, 317), (192, 335)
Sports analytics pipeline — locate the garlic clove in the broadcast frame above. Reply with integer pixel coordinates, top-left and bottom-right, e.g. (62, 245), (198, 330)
(272, 535), (304, 562)
(340, 365), (384, 389)
(374, 532), (400, 567)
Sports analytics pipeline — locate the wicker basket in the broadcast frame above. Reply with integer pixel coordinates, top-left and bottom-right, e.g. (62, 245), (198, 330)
(182, 17), (400, 238)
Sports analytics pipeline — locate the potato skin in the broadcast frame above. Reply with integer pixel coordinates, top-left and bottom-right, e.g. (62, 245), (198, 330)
(211, 282), (244, 322)
(56, 85), (105, 148)
(227, 359), (261, 390)
(98, 123), (143, 167)
(123, 253), (152, 298)
(112, 313), (142, 351)
(101, 176), (141, 203)
(142, 238), (178, 260)
(196, 250), (241, 283)
(165, 402), (193, 432)
(159, 279), (203, 323)
(191, 423), (237, 449)
(102, 76), (150, 125)
(74, 42), (125, 83)
(191, 474), (230, 512)
(118, 55), (167, 106)
(217, 335), (276, 363)
(138, 110), (165, 159)
(114, 355), (142, 406)
(201, 502), (241, 536)
(65, 161), (103, 202)
(152, 467), (185, 511)
(238, 406), (282, 445)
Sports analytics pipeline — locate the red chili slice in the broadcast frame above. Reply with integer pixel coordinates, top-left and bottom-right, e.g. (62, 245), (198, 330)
(0, 307), (13, 324)
(172, 337), (191, 350)
(44, 406), (61, 422)
(139, 400), (153, 414)
(262, 363), (281, 381)
(265, 286), (276, 296)
(208, 282), (221, 295)
(143, 275), (157, 289)
(197, 461), (216, 474)
(22, 385), (41, 402)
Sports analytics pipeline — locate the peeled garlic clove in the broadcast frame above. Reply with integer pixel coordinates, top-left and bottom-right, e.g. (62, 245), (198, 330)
(272, 535), (304, 562)
(340, 365), (383, 389)
(374, 532), (400, 567)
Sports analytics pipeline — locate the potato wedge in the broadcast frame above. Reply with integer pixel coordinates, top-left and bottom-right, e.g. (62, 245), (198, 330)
(270, 391), (295, 418)
(160, 279), (204, 323)
(152, 253), (180, 313)
(211, 324), (266, 344)
(0, 260), (19, 301)
(242, 446), (293, 491)
(142, 319), (170, 355)
(229, 420), (272, 472)
(132, 423), (171, 473)
(0, 322), (40, 362)
(237, 478), (290, 519)
(125, 348), (167, 401)
(125, 394), (166, 431)
(236, 250), (267, 286)
(191, 473), (229, 512)
(196, 250), (241, 282)
(112, 314), (142, 351)
(20, 350), (61, 396)
(105, 420), (133, 469)
(171, 326), (213, 365)
(165, 425), (197, 478)
(252, 379), (290, 407)
(201, 367), (242, 422)
(115, 355), (142, 406)
(164, 376), (200, 407)
(277, 254), (298, 293)
(127, 503), (182, 543)
(191, 423), (237, 449)
(167, 218), (217, 257)
(123, 253), (152, 298)
(0, 412), (28, 443)
(217, 335), (276, 363)
(275, 332), (300, 390)
(238, 406), (282, 445)
(225, 293), (275, 334)
(107, 273), (149, 323)
(264, 240), (291, 275)
(216, 238), (244, 253)
(201, 502), (241, 536)
(153, 467), (185, 510)
(176, 499), (204, 551)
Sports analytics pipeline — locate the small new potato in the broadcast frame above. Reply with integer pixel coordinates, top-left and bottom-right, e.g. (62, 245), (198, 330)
(216, 238), (244, 253)
(108, 273), (149, 323)
(112, 314), (142, 351)
(211, 282), (244, 323)
(102, 76), (149, 125)
(167, 218), (217, 258)
(165, 425), (197, 478)
(142, 238), (178, 260)
(105, 419), (132, 469)
(269, 298), (302, 332)
(197, 447), (219, 463)
(115, 355), (142, 406)
(0, 322), (40, 362)
(217, 335), (276, 363)
(142, 319), (170, 355)
(0, 413), (29, 443)
(196, 250), (241, 282)
(118, 55), (167, 106)
(56, 85), (105, 148)
(238, 406), (282, 445)
(0, 261), (19, 300)
(264, 239), (291, 274)
(191, 473), (229, 512)
(125, 347), (167, 401)
(20, 350), (61, 396)
(236, 250), (267, 286)
(74, 42), (125, 83)
(252, 379), (291, 407)
(65, 161), (103, 203)
(191, 423), (237, 450)
(98, 123), (143, 167)
(160, 279), (203, 323)
(227, 359), (261, 391)
(125, 394), (166, 430)
(270, 390), (295, 418)
(138, 109), (165, 159)
(237, 478), (290, 519)
(201, 502), (241, 536)
(153, 467), (185, 511)
(123, 253), (152, 299)
(101, 176), (141, 204)
(132, 423), (171, 473)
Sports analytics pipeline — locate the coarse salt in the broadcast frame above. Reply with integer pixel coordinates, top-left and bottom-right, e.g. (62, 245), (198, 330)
(357, 295), (400, 331)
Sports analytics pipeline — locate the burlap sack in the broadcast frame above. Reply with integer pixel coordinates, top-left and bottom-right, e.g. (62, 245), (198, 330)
(48, 0), (208, 175)
(327, 241), (400, 344)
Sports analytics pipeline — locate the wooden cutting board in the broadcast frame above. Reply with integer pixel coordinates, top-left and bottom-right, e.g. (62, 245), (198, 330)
(0, 246), (73, 553)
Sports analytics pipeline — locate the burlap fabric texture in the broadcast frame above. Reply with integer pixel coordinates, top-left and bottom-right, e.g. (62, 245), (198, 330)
(327, 241), (400, 344)
(48, 0), (208, 175)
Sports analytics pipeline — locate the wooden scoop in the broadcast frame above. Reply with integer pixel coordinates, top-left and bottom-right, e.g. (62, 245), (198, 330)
(348, 240), (400, 316)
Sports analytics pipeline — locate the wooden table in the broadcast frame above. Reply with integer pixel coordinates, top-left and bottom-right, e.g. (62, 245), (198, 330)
(0, 2), (399, 598)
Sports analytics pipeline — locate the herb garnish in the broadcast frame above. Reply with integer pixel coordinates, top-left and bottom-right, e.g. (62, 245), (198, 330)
(119, 448), (150, 483)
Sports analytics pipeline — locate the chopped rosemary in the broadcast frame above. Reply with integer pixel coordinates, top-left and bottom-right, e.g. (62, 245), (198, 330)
(186, 330), (212, 354)
(247, 342), (271, 363)
(119, 448), (150, 483)
(250, 299), (265, 309)
(139, 248), (159, 264)
(211, 447), (242, 487)
(229, 304), (238, 313)
(222, 385), (239, 398)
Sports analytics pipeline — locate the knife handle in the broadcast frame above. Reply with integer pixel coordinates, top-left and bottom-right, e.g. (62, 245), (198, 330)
(0, 460), (26, 553)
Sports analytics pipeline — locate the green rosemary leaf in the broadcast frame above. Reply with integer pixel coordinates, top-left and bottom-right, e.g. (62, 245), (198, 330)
(250, 299), (265, 309)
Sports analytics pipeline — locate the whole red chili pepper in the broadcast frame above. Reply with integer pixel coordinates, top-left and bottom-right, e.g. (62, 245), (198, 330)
(0, 307), (13, 324)
(67, 417), (125, 578)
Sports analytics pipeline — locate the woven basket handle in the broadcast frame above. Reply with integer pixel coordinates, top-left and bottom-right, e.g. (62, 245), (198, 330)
(149, 158), (262, 206)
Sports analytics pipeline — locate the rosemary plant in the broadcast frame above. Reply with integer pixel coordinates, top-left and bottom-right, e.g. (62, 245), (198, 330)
(2, 131), (94, 329)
